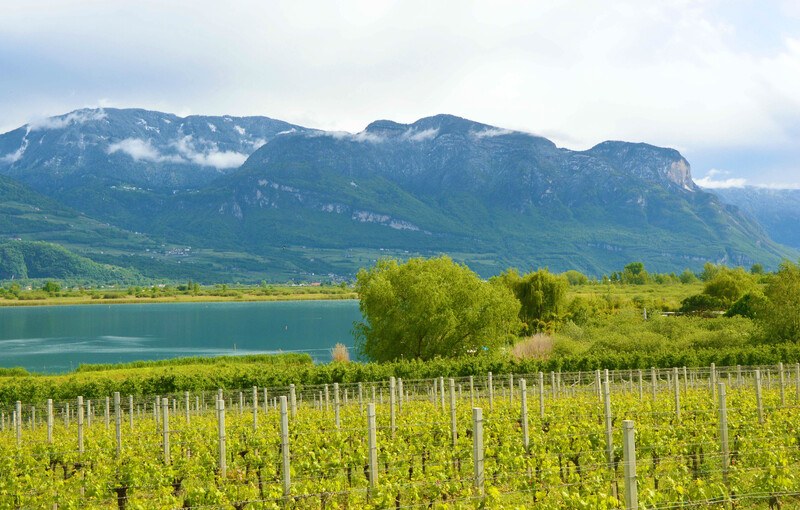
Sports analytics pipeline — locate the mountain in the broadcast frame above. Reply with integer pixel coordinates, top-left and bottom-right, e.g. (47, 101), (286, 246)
(710, 187), (800, 250)
(0, 108), (305, 227)
(0, 110), (795, 281)
(151, 114), (793, 276)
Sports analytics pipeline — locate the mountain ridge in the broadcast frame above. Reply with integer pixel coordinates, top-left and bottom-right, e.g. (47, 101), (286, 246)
(709, 186), (800, 250)
(0, 108), (796, 282)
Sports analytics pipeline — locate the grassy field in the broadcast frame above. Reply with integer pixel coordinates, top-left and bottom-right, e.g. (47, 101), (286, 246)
(568, 281), (705, 311)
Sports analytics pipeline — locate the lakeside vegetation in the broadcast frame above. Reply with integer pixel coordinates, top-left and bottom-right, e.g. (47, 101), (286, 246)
(0, 281), (356, 306)
(1, 258), (798, 404)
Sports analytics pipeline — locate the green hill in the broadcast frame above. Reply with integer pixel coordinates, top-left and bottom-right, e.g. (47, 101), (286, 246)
(0, 240), (138, 282)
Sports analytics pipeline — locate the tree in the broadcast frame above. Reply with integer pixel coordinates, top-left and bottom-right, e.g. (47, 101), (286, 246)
(620, 262), (650, 284)
(702, 267), (755, 307)
(679, 293), (726, 314)
(354, 257), (521, 362)
(681, 266), (756, 313)
(678, 268), (698, 284)
(562, 270), (589, 286)
(700, 262), (721, 282)
(724, 291), (767, 319)
(42, 281), (61, 294)
(494, 268), (568, 333)
(757, 261), (800, 343)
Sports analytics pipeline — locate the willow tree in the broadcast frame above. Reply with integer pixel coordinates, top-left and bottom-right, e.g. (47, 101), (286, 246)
(493, 268), (568, 333)
(354, 257), (521, 362)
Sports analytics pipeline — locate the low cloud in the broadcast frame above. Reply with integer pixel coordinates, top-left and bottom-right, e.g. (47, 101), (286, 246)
(471, 128), (514, 139)
(173, 135), (248, 169)
(351, 130), (384, 143)
(195, 149), (248, 168)
(29, 109), (107, 131)
(108, 136), (248, 169)
(1, 147), (26, 164)
(107, 138), (183, 163)
(249, 138), (268, 150)
(401, 127), (439, 142)
(1, 130), (29, 163)
(307, 129), (384, 143)
(695, 169), (747, 188)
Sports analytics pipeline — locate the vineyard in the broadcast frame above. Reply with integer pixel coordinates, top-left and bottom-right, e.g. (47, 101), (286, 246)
(3, 364), (800, 509)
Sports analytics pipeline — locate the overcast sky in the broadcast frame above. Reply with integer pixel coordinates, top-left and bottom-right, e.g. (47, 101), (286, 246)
(2, 0), (799, 187)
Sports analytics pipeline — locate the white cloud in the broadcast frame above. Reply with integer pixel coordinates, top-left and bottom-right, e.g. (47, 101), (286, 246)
(401, 128), (438, 142)
(107, 138), (183, 163)
(276, 128), (296, 136)
(28, 109), (107, 131)
(351, 130), (384, 143)
(249, 138), (268, 150)
(234, 125), (246, 135)
(471, 128), (514, 139)
(107, 136), (248, 169)
(207, 123), (217, 133)
(695, 169), (747, 188)
(696, 177), (748, 189)
(197, 150), (248, 168)
(307, 129), (384, 143)
(1, 129), (29, 163)
(173, 135), (247, 169)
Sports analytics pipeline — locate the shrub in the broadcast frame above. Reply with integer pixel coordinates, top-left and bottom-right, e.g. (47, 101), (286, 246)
(330, 343), (350, 363)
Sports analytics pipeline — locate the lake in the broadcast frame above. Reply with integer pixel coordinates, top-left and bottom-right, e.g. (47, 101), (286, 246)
(0, 300), (362, 373)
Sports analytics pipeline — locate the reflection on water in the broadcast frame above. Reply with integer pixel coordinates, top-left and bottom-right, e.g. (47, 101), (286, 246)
(0, 300), (361, 373)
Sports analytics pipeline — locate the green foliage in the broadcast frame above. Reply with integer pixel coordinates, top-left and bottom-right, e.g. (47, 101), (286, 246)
(700, 262), (721, 281)
(679, 293), (726, 314)
(562, 269), (589, 285)
(494, 268), (568, 333)
(0, 367), (28, 377)
(725, 291), (768, 319)
(42, 280), (61, 294)
(680, 266), (757, 314)
(8, 339), (800, 404)
(0, 240), (137, 283)
(702, 266), (756, 306)
(354, 257), (521, 361)
(679, 268), (698, 284)
(757, 260), (800, 343)
(620, 261), (650, 284)
(74, 353), (313, 373)
(565, 294), (609, 325)
(9, 364), (800, 509)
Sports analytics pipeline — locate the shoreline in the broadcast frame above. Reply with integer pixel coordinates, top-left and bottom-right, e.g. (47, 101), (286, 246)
(0, 292), (359, 308)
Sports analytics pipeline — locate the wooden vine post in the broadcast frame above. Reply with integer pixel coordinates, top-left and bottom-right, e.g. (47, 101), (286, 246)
(622, 420), (638, 510)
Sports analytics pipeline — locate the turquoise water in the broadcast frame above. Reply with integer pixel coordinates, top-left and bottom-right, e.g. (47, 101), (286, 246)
(0, 300), (362, 373)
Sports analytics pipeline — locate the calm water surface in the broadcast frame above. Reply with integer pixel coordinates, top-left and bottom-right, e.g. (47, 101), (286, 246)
(0, 300), (362, 373)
